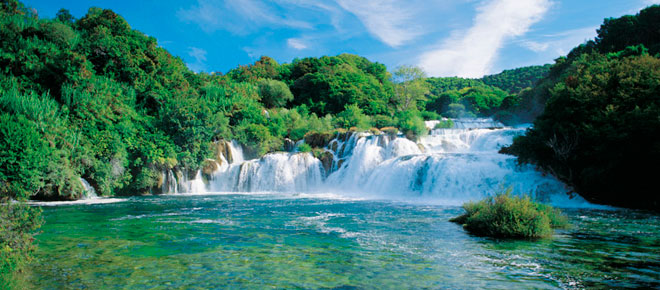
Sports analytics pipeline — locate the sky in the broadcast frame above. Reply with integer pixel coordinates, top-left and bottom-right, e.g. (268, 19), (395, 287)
(24, 0), (660, 78)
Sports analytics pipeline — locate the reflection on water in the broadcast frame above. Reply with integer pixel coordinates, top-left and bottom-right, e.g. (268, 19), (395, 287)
(27, 194), (660, 289)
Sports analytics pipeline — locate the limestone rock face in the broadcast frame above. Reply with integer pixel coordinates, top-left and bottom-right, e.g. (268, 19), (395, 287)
(214, 140), (233, 164)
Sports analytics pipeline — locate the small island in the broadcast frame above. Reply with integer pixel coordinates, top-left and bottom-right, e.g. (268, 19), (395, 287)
(450, 189), (569, 239)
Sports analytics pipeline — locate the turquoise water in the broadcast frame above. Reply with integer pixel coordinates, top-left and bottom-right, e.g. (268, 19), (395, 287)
(27, 194), (660, 289)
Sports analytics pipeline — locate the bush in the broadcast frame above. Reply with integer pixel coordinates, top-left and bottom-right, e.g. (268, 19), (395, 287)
(371, 114), (396, 128)
(0, 201), (42, 288)
(450, 189), (569, 239)
(434, 119), (454, 129)
(334, 104), (371, 130)
(233, 122), (281, 158)
(420, 110), (441, 121)
(395, 110), (427, 140)
(297, 143), (312, 153)
(257, 78), (293, 108)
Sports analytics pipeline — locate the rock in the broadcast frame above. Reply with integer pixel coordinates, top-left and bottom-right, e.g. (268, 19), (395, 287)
(330, 140), (338, 152)
(380, 127), (398, 138)
(283, 138), (296, 152)
(336, 159), (345, 170)
(304, 132), (335, 148)
(213, 140), (233, 164)
(202, 159), (219, 180)
(318, 151), (334, 176)
(417, 143), (426, 153)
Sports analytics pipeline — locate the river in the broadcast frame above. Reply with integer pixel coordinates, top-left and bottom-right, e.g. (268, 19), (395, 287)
(24, 120), (660, 288)
(26, 194), (660, 289)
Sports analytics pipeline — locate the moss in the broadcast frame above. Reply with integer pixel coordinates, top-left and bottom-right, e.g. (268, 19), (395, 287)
(303, 131), (335, 148)
(380, 127), (398, 137)
(450, 189), (569, 239)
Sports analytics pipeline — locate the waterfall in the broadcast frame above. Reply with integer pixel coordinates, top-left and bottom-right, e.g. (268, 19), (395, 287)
(79, 178), (98, 199)
(179, 170), (207, 194)
(162, 169), (178, 194)
(319, 123), (578, 205)
(229, 140), (245, 164)
(209, 152), (323, 192)
(157, 121), (587, 206)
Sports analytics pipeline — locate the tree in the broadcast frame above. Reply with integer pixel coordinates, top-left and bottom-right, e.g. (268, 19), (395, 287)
(334, 104), (371, 130)
(391, 65), (430, 112)
(55, 8), (75, 24)
(503, 52), (660, 210)
(257, 79), (293, 108)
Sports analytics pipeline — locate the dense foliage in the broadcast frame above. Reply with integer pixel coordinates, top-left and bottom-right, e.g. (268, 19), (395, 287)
(481, 65), (551, 94)
(0, 0), (441, 203)
(0, 202), (42, 288)
(423, 65), (550, 120)
(503, 5), (660, 210)
(450, 190), (569, 239)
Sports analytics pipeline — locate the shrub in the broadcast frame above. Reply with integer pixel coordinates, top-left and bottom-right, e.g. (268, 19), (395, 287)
(420, 110), (441, 121)
(434, 119), (454, 129)
(395, 110), (427, 140)
(257, 78), (293, 108)
(0, 201), (42, 288)
(371, 114), (396, 128)
(297, 143), (312, 153)
(334, 104), (371, 130)
(450, 189), (569, 239)
(233, 122), (281, 158)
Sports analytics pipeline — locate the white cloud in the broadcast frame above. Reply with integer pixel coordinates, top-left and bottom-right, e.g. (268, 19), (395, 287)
(187, 47), (208, 72)
(334, 0), (424, 47)
(287, 38), (308, 50)
(418, 0), (552, 78)
(178, 0), (311, 34)
(518, 26), (597, 56)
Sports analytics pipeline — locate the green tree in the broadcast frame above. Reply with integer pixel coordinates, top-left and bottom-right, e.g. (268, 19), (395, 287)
(503, 52), (660, 210)
(392, 65), (429, 112)
(257, 78), (293, 108)
(334, 104), (371, 130)
(0, 114), (51, 199)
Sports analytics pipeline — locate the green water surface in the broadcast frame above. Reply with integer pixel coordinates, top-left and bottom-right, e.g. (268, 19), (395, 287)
(25, 194), (660, 289)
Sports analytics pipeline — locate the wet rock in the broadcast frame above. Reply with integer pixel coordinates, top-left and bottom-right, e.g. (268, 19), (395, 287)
(318, 151), (334, 176)
(304, 132), (335, 148)
(213, 140), (233, 164)
(283, 138), (296, 152)
(202, 159), (219, 181)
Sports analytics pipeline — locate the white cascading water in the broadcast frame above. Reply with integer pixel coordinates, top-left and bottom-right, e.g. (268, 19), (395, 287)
(79, 178), (98, 199)
(210, 152), (323, 192)
(162, 169), (178, 194)
(164, 119), (590, 206)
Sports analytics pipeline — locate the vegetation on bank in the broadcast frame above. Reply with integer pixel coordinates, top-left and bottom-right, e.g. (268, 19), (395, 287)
(0, 202), (42, 288)
(450, 190), (569, 239)
(502, 5), (660, 210)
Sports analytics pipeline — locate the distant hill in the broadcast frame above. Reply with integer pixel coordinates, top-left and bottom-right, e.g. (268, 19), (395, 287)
(481, 64), (552, 94)
(422, 65), (550, 118)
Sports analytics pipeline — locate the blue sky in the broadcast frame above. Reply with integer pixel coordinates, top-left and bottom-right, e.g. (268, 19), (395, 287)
(24, 0), (660, 78)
